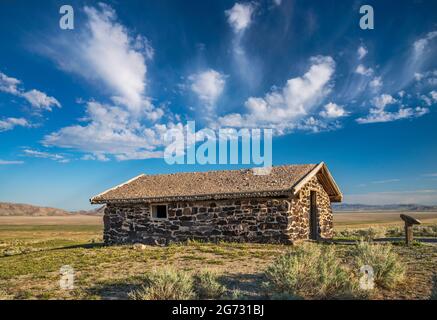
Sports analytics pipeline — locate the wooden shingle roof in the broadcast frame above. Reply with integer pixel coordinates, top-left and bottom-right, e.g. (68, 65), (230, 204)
(90, 163), (342, 204)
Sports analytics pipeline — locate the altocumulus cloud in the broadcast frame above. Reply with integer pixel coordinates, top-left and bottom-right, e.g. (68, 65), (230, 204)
(218, 56), (336, 134)
(356, 93), (429, 124)
(0, 71), (61, 111)
(0, 117), (30, 132)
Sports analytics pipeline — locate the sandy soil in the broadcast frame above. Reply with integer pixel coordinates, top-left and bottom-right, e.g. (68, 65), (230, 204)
(0, 215), (102, 225)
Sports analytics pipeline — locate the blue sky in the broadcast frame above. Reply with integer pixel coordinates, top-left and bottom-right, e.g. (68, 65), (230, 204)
(0, 0), (436, 210)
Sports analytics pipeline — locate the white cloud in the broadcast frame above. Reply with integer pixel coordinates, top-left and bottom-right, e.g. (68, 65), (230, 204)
(319, 102), (348, 118)
(413, 31), (437, 56)
(39, 3), (156, 114)
(414, 72), (424, 81)
(21, 89), (61, 111)
(414, 69), (437, 85)
(0, 71), (61, 111)
(372, 179), (400, 184)
(357, 46), (368, 60)
(225, 3), (254, 33)
(356, 93), (429, 124)
(40, 4), (175, 161)
(273, 0), (282, 6)
(296, 116), (341, 133)
(423, 173), (437, 177)
(420, 94), (432, 106)
(372, 94), (397, 109)
(189, 69), (226, 109)
(357, 106), (428, 124)
(0, 159), (24, 165)
(23, 149), (69, 163)
(355, 64), (373, 76)
(369, 76), (383, 89)
(42, 101), (177, 161)
(0, 117), (30, 132)
(218, 56), (335, 134)
(0, 72), (20, 94)
(430, 90), (437, 102)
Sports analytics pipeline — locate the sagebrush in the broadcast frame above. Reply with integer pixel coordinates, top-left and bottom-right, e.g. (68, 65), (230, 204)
(350, 240), (405, 289)
(128, 268), (195, 300)
(264, 243), (359, 299)
(194, 271), (226, 299)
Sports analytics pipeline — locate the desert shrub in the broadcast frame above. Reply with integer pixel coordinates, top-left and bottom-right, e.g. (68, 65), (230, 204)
(386, 224), (437, 238)
(415, 225), (437, 237)
(351, 240), (405, 289)
(264, 243), (358, 299)
(128, 268), (195, 300)
(335, 227), (386, 241)
(194, 271), (226, 299)
(385, 226), (403, 238)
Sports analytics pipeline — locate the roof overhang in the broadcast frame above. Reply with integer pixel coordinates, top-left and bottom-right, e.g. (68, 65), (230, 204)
(90, 162), (343, 204)
(292, 162), (343, 202)
(91, 189), (292, 205)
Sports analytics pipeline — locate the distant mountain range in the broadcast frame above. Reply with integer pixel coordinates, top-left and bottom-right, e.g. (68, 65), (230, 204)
(333, 203), (437, 212)
(0, 202), (104, 216)
(1, 201), (436, 216)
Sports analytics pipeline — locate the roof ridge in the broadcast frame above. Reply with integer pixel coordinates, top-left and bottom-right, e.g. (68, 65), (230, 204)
(137, 163), (317, 178)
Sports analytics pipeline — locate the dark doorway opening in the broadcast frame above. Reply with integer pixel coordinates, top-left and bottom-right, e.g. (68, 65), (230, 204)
(309, 191), (318, 240)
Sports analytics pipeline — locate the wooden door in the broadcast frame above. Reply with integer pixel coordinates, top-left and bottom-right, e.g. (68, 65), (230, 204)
(309, 191), (318, 240)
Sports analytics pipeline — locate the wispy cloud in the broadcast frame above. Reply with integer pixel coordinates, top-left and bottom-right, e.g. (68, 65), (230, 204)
(372, 179), (400, 184)
(423, 173), (437, 177)
(37, 3), (157, 115)
(225, 2), (260, 89)
(0, 159), (24, 165)
(413, 31), (437, 56)
(22, 149), (69, 163)
(0, 117), (31, 132)
(0, 71), (61, 111)
(39, 4), (180, 161)
(357, 46), (368, 60)
(356, 93), (429, 124)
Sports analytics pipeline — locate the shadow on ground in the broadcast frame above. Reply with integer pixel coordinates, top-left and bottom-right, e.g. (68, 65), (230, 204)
(330, 238), (437, 245)
(85, 273), (266, 300)
(53, 242), (106, 250)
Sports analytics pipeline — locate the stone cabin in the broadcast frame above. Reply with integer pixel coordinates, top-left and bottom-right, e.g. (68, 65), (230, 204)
(90, 162), (342, 245)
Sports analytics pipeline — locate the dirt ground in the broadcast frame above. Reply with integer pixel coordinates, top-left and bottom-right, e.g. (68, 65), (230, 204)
(0, 213), (436, 300)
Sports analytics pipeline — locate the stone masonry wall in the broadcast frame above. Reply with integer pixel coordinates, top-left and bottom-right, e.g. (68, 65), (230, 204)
(104, 198), (293, 245)
(290, 176), (334, 239)
(103, 176), (334, 245)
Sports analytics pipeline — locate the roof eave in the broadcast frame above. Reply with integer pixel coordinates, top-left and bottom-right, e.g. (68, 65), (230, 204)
(90, 189), (294, 205)
(292, 162), (343, 202)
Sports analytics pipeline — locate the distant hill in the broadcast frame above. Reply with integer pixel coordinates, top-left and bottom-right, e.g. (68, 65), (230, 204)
(333, 203), (437, 212)
(0, 202), (104, 216)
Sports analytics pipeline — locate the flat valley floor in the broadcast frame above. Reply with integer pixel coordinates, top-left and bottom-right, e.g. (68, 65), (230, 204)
(0, 212), (436, 300)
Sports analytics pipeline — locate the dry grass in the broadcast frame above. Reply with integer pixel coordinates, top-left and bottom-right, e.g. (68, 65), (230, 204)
(334, 211), (437, 229)
(264, 243), (360, 299)
(0, 215), (436, 300)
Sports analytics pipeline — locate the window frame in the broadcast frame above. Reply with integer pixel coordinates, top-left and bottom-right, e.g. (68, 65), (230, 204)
(150, 203), (169, 220)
